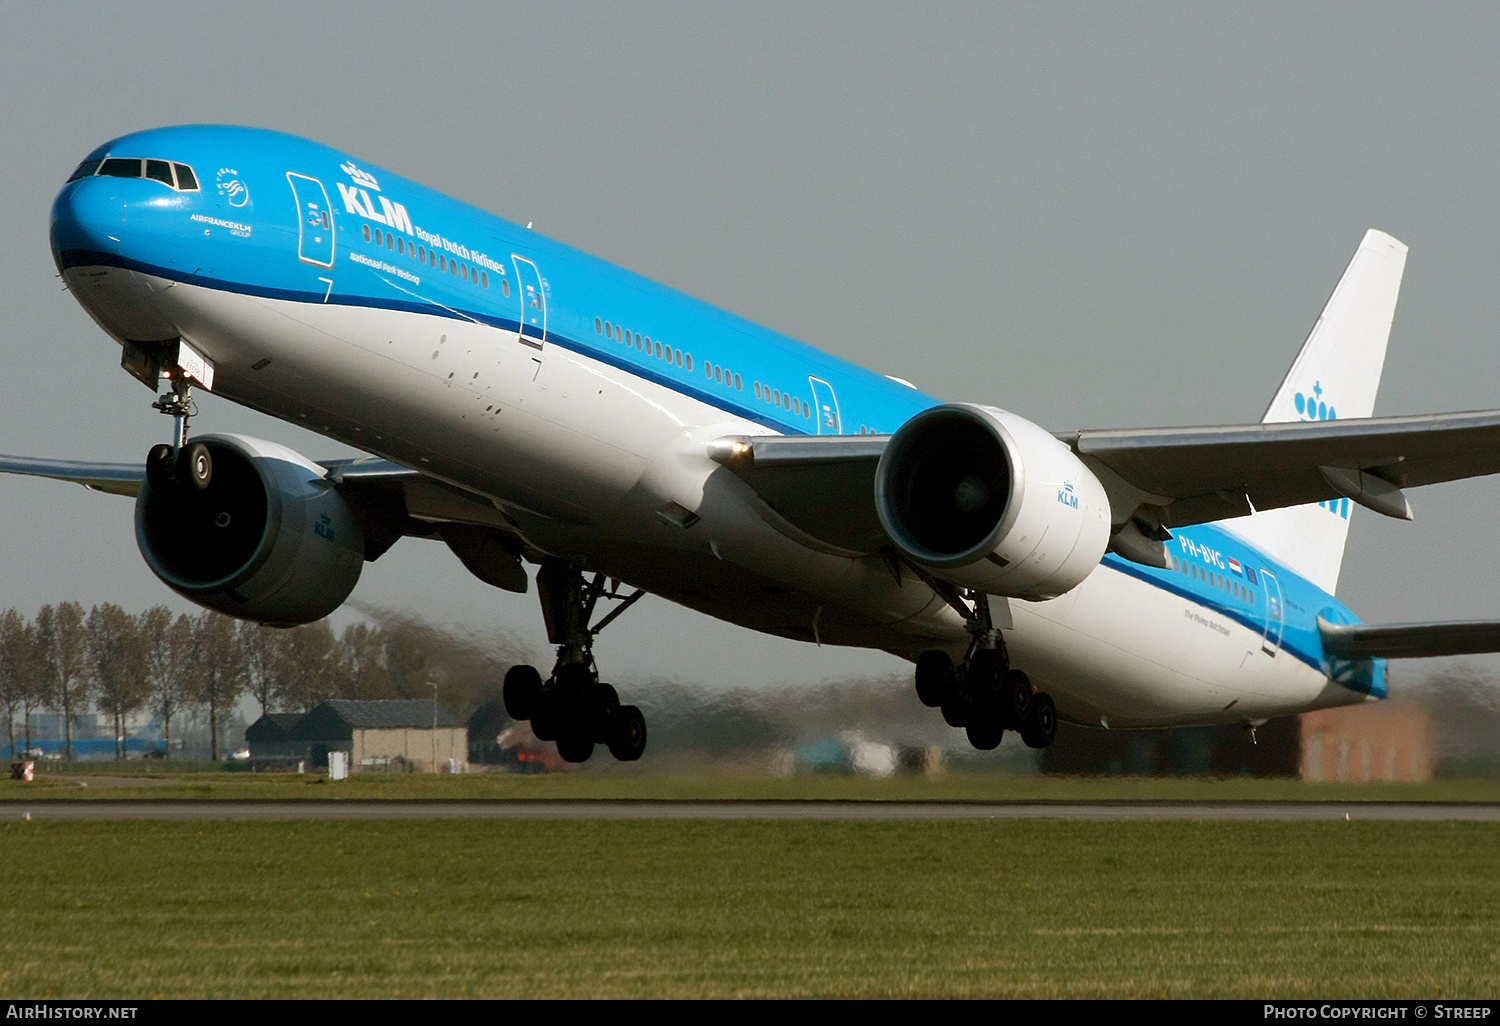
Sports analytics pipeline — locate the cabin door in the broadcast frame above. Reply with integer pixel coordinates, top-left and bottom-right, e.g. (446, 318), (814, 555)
(1260, 569), (1285, 655)
(808, 377), (842, 435)
(511, 255), (547, 350)
(286, 173), (335, 268)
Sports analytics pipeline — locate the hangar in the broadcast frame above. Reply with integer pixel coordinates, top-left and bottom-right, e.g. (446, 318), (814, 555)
(274, 699), (467, 773)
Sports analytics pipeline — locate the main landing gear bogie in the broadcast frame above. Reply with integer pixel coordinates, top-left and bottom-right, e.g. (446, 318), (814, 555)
(913, 584), (1060, 751)
(504, 661), (647, 763)
(503, 560), (650, 764)
(918, 648), (1059, 750)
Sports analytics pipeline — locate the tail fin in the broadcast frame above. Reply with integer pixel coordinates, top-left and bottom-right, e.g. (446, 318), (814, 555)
(1224, 229), (1408, 594)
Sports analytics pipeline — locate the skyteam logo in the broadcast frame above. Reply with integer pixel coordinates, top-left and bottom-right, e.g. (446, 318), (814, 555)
(1057, 480), (1079, 510)
(339, 160), (380, 192)
(1295, 381), (1350, 519)
(215, 168), (250, 208)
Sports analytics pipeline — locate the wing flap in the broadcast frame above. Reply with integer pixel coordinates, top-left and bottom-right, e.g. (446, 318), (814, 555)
(709, 434), (889, 554)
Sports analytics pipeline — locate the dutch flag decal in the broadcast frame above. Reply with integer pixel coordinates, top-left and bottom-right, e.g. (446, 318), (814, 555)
(1227, 557), (1243, 577)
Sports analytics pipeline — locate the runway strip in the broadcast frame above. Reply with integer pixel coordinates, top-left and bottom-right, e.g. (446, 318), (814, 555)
(5, 800), (1499, 821)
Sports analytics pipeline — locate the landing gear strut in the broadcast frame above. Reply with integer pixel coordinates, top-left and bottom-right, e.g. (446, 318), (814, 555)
(144, 373), (212, 493)
(503, 559), (649, 763)
(914, 588), (1059, 751)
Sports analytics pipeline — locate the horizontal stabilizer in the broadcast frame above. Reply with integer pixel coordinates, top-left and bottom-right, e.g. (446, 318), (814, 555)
(1319, 617), (1500, 660)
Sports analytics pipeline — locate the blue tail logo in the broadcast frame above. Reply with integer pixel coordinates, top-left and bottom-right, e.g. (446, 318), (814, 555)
(1297, 382), (1350, 519)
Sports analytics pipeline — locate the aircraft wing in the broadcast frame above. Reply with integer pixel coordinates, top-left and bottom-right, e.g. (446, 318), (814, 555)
(0, 454), (146, 497)
(0, 451), (526, 589)
(1066, 408), (1500, 528)
(712, 408), (1500, 559)
(1320, 617), (1500, 660)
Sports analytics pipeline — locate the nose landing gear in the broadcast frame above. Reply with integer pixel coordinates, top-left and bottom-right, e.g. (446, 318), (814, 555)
(503, 559), (649, 763)
(913, 587), (1059, 751)
(144, 375), (212, 493)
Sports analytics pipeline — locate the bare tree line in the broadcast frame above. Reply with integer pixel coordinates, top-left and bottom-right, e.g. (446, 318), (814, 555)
(0, 604), (532, 761)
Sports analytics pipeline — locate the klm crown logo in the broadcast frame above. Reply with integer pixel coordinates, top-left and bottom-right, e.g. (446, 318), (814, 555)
(1056, 480), (1079, 510)
(314, 513), (336, 541)
(339, 161), (380, 192)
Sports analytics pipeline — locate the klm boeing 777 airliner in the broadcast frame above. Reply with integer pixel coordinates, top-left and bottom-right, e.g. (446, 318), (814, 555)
(11, 124), (1500, 763)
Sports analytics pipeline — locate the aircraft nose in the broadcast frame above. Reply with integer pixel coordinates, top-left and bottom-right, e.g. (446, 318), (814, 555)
(50, 176), (126, 272)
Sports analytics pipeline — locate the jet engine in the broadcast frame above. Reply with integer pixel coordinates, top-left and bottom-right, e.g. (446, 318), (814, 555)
(135, 434), (365, 626)
(875, 404), (1110, 600)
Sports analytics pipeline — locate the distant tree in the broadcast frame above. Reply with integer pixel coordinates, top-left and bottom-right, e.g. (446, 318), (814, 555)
(350, 606), (531, 715)
(272, 621), (345, 712)
(87, 603), (151, 759)
(380, 619), (433, 699)
(36, 602), (87, 761)
(0, 609), (37, 757)
(237, 620), (279, 715)
(341, 621), (391, 700)
(185, 611), (246, 761)
(139, 606), (194, 758)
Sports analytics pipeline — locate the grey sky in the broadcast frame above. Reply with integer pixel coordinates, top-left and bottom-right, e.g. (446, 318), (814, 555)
(2, 3), (1499, 689)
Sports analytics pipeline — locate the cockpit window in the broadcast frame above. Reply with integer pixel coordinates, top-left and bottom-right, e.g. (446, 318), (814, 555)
(98, 158), (143, 178)
(67, 156), (202, 192)
(66, 159), (102, 182)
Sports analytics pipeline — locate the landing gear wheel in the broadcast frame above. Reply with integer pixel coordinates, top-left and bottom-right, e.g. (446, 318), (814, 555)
(940, 699), (969, 729)
(967, 647), (1006, 689)
(529, 689), (561, 741)
(145, 444), (177, 491)
(556, 733), (595, 763)
(1001, 669), (1034, 729)
(502, 664), (543, 721)
(1020, 692), (1058, 749)
(914, 650), (956, 708)
(607, 705), (647, 761)
(178, 441), (213, 491)
(589, 681), (621, 740)
(966, 719), (1004, 751)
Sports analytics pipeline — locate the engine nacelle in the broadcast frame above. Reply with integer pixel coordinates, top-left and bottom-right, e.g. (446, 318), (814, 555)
(135, 434), (365, 626)
(875, 404), (1110, 600)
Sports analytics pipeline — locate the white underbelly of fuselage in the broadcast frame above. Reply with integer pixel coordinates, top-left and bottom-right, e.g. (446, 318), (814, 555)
(91, 270), (1359, 728)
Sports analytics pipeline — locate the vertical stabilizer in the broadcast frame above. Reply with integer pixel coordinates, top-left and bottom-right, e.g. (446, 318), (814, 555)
(1223, 229), (1408, 594)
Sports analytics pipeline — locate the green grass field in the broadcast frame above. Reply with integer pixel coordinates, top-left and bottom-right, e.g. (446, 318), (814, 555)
(7, 764), (1500, 802)
(0, 817), (1496, 998)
